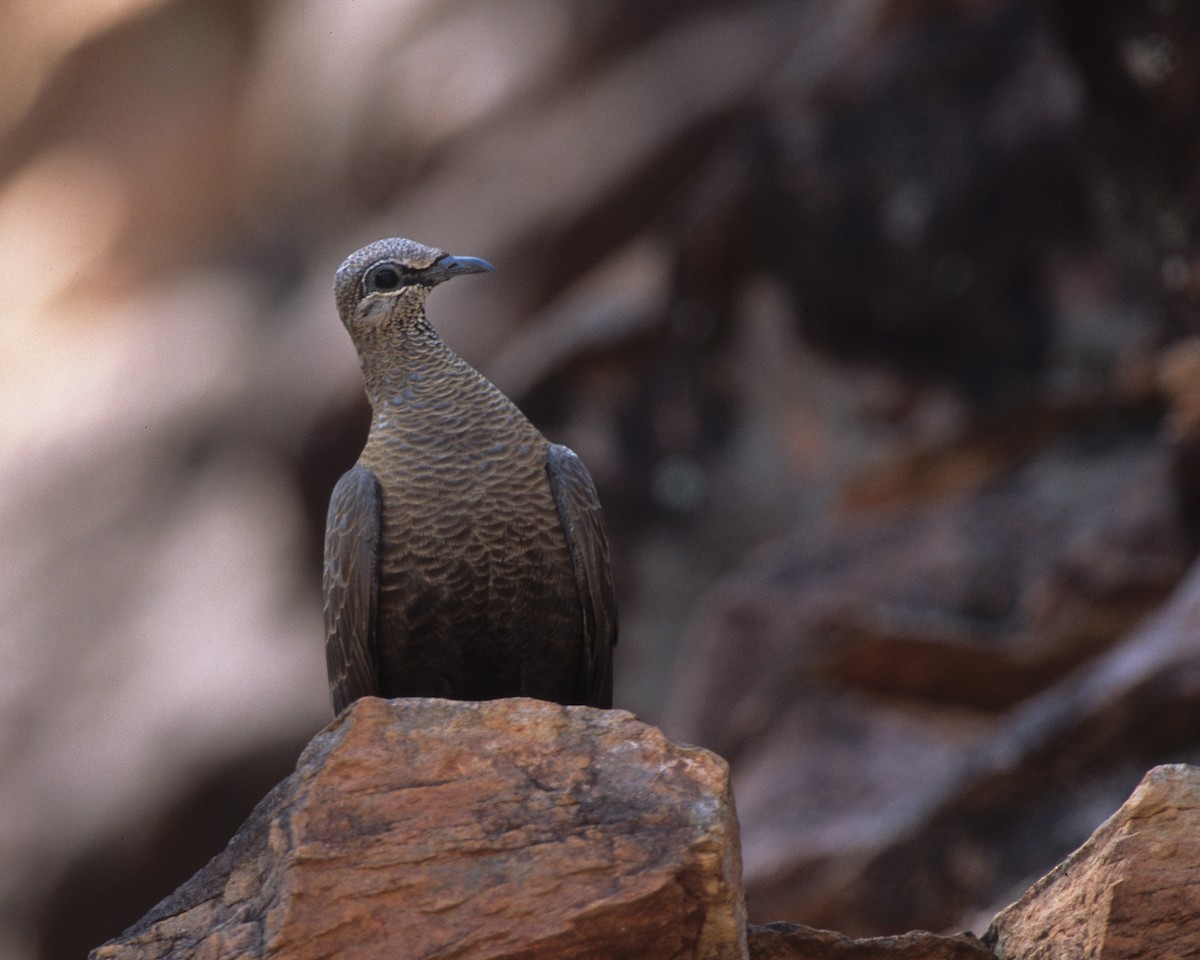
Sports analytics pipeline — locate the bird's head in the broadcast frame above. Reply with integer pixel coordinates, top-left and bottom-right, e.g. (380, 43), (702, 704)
(334, 237), (493, 339)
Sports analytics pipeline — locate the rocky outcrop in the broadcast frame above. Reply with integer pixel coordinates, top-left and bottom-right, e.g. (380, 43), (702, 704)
(985, 764), (1200, 960)
(90, 697), (745, 960)
(88, 693), (1200, 960)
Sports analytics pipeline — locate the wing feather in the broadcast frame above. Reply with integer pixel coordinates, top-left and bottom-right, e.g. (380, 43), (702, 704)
(546, 444), (618, 708)
(322, 465), (383, 715)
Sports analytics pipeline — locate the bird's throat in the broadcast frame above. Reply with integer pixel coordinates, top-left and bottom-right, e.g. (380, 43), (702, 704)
(358, 317), (448, 408)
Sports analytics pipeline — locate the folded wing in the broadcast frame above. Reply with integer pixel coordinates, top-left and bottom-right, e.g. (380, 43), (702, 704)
(546, 443), (618, 708)
(323, 465), (383, 715)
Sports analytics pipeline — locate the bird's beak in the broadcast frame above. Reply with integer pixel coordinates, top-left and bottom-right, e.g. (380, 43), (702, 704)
(425, 254), (494, 285)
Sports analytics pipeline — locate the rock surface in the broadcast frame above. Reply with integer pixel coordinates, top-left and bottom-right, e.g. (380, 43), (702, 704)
(746, 923), (994, 960)
(666, 436), (1186, 764)
(665, 434), (1194, 932)
(85, 697), (1200, 959)
(985, 764), (1200, 960)
(90, 697), (746, 960)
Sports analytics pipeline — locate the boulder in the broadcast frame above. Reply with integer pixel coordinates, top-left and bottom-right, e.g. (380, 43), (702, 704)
(985, 764), (1200, 960)
(90, 697), (746, 960)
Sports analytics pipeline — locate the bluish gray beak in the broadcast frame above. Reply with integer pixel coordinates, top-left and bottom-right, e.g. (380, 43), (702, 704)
(426, 254), (494, 285)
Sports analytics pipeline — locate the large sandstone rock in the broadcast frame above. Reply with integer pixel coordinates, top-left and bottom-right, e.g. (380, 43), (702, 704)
(985, 764), (1200, 960)
(90, 697), (746, 960)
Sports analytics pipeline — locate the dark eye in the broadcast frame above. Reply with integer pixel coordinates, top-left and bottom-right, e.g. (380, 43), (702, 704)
(364, 262), (404, 293)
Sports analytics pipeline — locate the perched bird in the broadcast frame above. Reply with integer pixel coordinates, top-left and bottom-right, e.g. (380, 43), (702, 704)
(323, 237), (617, 715)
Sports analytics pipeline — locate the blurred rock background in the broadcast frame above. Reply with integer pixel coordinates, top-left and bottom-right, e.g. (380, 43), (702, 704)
(1, 0), (1198, 957)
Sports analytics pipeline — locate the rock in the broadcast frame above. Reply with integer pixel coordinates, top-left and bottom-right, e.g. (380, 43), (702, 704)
(754, 1), (1090, 401)
(1159, 337), (1200, 551)
(667, 434), (1190, 931)
(89, 697), (746, 960)
(747, 923), (994, 960)
(806, 558), (1200, 936)
(664, 432), (1196, 932)
(35, 735), (309, 960)
(666, 434), (1186, 762)
(985, 764), (1200, 960)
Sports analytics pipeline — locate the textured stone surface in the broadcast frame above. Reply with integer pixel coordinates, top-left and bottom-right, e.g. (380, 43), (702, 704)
(747, 923), (994, 960)
(667, 437), (1186, 762)
(737, 553), (1200, 934)
(985, 764), (1200, 960)
(90, 697), (746, 960)
(665, 435), (1190, 931)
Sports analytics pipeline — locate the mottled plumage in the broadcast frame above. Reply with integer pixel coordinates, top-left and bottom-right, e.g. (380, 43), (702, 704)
(323, 237), (617, 715)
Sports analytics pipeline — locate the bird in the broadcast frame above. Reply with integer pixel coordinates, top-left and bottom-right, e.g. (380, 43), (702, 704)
(322, 237), (617, 716)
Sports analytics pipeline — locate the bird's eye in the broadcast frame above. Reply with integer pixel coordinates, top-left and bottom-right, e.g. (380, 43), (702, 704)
(364, 262), (405, 293)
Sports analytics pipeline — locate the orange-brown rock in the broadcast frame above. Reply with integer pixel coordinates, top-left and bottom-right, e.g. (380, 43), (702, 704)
(747, 923), (994, 960)
(89, 697), (746, 960)
(985, 764), (1200, 960)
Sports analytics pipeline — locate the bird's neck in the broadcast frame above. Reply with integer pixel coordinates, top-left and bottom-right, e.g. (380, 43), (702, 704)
(357, 316), (449, 400)
(357, 314), (508, 434)
(356, 312), (543, 473)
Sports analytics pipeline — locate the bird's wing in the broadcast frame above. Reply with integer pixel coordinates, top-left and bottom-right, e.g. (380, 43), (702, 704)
(323, 465), (383, 715)
(546, 443), (618, 708)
